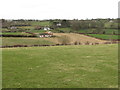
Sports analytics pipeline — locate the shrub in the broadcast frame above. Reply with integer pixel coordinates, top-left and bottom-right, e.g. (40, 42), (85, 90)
(74, 41), (78, 45)
(85, 41), (90, 45)
(58, 35), (71, 45)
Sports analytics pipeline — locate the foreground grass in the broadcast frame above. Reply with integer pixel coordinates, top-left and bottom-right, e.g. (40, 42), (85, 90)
(2, 44), (118, 88)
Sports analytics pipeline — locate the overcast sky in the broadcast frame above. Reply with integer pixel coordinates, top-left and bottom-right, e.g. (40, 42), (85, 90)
(0, 0), (119, 20)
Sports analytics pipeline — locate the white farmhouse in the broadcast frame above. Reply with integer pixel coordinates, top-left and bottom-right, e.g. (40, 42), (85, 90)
(56, 23), (61, 26)
(43, 27), (50, 30)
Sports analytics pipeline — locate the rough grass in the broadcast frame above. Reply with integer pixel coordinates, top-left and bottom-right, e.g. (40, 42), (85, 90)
(1, 32), (31, 35)
(2, 37), (55, 46)
(87, 34), (119, 40)
(28, 30), (46, 33)
(30, 21), (50, 26)
(104, 29), (119, 34)
(2, 44), (118, 88)
(17, 26), (34, 30)
(72, 29), (118, 34)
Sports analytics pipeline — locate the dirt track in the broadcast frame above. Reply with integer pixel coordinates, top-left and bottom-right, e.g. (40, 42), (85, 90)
(45, 33), (107, 44)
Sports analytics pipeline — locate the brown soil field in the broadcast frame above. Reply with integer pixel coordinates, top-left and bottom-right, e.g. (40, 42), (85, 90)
(44, 33), (107, 44)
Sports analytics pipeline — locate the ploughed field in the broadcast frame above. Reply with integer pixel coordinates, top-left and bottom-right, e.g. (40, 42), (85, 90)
(2, 44), (118, 88)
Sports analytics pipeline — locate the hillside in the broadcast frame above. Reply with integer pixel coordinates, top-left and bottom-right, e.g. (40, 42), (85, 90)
(45, 33), (107, 44)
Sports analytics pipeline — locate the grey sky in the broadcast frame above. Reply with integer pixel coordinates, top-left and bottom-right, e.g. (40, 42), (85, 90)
(0, 0), (119, 20)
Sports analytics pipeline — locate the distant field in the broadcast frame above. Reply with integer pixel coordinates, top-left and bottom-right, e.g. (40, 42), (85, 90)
(1, 32), (31, 35)
(1, 29), (46, 34)
(76, 29), (118, 34)
(28, 30), (46, 33)
(53, 28), (71, 33)
(18, 26), (34, 30)
(2, 44), (118, 88)
(2, 37), (55, 46)
(104, 29), (119, 34)
(53, 28), (119, 35)
(29, 21), (51, 26)
(78, 29), (95, 33)
(86, 34), (119, 40)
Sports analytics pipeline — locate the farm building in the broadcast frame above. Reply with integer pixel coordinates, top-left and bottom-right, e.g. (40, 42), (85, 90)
(9, 26), (17, 30)
(56, 23), (61, 26)
(39, 31), (53, 38)
(43, 27), (51, 30)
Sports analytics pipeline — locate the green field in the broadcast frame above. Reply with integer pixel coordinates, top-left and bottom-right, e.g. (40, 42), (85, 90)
(2, 37), (55, 46)
(87, 34), (119, 40)
(2, 44), (118, 88)
(78, 29), (95, 34)
(104, 29), (119, 35)
(1, 32), (32, 36)
(30, 21), (51, 26)
(53, 28), (119, 35)
(27, 30), (46, 33)
(75, 29), (118, 34)
(1, 30), (47, 35)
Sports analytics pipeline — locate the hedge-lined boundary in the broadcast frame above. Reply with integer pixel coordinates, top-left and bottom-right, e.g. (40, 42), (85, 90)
(0, 41), (119, 48)
(0, 35), (36, 37)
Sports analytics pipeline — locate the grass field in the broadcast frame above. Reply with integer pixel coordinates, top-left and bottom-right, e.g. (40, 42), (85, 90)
(27, 30), (46, 33)
(1, 30), (47, 35)
(2, 44), (118, 88)
(87, 34), (119, 40)
(53, 28), (119, 34)
(104, 29), (119, 35)
(2, 37), (55, 46)
(76, 29), (119, 35)
(30, 21), (50, 26)
(0, 32), (31, 36)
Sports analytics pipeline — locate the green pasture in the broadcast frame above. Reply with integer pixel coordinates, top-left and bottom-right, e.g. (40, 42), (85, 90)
(28, 30), (46, 33)
(2, 44), (118, 88)
(30, 21), (50, 26)
(2, 37), (55, 46)
(1, 32), (31, 35)
(104, 29), (119, 35)
(78, 29), (119, 34)
(87, 34), (119, 40)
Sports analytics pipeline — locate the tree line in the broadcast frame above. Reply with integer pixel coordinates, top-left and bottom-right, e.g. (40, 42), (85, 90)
(1, 18), (119, 31)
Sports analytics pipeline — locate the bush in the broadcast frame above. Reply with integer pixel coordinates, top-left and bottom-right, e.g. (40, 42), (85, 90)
(58, 35), (71, 45)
